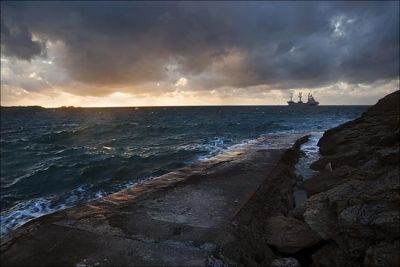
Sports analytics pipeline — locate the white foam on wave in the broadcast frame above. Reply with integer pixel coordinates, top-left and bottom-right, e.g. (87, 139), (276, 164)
(0, 177), (151, 236)
(1, 184), (99, 236)
(0, 197), (62, 236)
(188, 137), (253, 162)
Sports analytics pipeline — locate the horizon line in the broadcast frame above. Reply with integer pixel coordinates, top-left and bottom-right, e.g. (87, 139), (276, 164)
(0, 104), (372, 108)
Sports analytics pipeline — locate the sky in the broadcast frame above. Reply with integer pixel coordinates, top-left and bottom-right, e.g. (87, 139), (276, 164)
(1, 1), (399, 107)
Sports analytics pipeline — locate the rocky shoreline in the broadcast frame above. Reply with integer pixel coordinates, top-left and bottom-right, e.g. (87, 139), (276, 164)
(235, 91), (399, 267)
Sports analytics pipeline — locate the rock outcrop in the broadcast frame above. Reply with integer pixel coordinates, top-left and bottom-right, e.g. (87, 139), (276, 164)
(234, 90), (399, 267)
(304, 90), (400, 267)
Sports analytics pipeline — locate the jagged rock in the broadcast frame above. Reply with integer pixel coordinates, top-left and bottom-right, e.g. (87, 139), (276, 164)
(264, 216), (321, 253)
(364, 241), (400, 267)
(270, 257), (300, 267)
(305, 91), (400, 266)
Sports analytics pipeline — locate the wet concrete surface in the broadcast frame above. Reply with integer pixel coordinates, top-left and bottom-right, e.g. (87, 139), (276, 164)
(1, 134), (304, 267)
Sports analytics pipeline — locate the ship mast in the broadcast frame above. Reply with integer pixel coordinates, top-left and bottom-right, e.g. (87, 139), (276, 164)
(290, 92), (293, 101)
(298, 92), (303, 102)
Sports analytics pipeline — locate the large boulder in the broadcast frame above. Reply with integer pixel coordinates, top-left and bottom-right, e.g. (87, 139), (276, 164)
(264, 216), (321, 254)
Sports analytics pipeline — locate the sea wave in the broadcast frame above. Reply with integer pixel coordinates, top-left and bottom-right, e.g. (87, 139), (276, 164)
(0, 135), (262, 236)
(0, 106), (368, 236)
(0, 179), (146, 236)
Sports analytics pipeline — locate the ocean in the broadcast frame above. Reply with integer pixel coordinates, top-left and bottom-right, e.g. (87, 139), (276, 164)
(0, 106), (368, 235)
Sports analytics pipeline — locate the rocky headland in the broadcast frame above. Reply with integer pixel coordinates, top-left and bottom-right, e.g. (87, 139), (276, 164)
(235, 90), (399, 267)
(305, 90), (399, 267)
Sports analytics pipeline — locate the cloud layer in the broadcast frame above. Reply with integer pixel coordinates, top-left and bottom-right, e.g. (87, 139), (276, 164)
(1, 1), (399, 100)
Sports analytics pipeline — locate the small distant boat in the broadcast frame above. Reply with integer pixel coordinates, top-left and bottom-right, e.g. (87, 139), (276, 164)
(287, 92), (319, 106)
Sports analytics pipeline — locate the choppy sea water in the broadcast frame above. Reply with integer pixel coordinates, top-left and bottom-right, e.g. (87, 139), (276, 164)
(0, 106), (368, 235)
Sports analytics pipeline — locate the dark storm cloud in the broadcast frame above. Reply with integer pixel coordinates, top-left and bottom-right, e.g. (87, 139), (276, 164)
(1, 18), (45, 60)
(1, 1), (399, 95)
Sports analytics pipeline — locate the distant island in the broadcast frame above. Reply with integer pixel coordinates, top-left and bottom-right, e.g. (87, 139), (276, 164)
(0, 105), (45, 109)
(0, 106), (85, 109)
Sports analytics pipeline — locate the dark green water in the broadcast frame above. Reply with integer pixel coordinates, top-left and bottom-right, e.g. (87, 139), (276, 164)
(0, 105), (368, 235)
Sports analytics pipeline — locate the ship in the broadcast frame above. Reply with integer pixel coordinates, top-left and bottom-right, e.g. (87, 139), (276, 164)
(287, 92), (319, 106)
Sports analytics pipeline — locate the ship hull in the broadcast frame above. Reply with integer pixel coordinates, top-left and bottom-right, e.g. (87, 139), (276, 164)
(287, 102), (319, 106)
